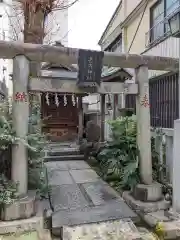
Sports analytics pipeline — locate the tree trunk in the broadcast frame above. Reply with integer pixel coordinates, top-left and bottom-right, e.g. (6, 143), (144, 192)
(24, 3), (45, 76)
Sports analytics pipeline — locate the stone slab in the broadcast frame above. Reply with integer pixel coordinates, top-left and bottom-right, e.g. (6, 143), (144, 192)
(137, 227), (157, 240)
(81, 181), (122, 206)
(62, 219), (141, 240)
(51, 184), (89, 211)
(0, 230), (51, 240)
(52, 199), (138, 228)
(49, 171), (73, 186)
(45, 162), (68, 172)
(69, 169), (99, 184)
(123, 191), (170, 213)
(67, 161), (90, 170)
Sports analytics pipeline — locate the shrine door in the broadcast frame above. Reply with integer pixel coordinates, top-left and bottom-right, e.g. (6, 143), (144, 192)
(41, 93), (78, 142)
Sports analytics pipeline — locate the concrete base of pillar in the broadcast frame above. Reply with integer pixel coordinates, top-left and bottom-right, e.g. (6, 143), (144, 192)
(0, 215), (43, 235)
(138, 210), (180, 239)
(123, 191), (170, 213)
(133, 183), (162, 202)
(1, 195), (36, 221)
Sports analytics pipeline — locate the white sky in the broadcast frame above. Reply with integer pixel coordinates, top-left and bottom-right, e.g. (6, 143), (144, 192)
(68, 0), (119, 50)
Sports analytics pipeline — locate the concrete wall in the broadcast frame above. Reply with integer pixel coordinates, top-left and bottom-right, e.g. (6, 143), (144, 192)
(83, 94), (100, 112)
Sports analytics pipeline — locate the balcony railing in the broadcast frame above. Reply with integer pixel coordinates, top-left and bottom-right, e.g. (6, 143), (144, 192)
(145, 0), (180, 47)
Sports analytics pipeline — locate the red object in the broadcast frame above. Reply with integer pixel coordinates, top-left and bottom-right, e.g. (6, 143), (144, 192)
(15, 92), (27, 102)
(141, 94), (150, 107)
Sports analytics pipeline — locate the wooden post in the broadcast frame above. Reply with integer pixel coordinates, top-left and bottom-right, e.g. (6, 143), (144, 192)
(12, 55), (29, 196)
(135, 65), (153, 185)
(100, 94), (105, 142)
(78, 96), (83, 143)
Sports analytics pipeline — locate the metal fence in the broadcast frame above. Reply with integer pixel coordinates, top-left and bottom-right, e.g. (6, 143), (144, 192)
(125, 72), (179, 128)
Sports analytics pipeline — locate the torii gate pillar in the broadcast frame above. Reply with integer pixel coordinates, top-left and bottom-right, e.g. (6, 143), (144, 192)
(12, 55), (29, 196)
(135, 65), (152, 185)
(130, 65), (163, 203)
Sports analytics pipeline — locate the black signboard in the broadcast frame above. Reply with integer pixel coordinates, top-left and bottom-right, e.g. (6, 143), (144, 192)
(77, 49), (104, 92)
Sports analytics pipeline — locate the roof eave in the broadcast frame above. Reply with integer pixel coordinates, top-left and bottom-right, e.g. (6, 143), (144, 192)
(120, 0), (148, 28)
(102, 68), (132, 82)
(98, 1), (122, 45)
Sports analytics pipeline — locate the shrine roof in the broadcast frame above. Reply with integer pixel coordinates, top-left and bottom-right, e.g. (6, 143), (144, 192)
(40, 66), (132, 82)
(41, 41), (133, 82)
(101, 66), (132, 82)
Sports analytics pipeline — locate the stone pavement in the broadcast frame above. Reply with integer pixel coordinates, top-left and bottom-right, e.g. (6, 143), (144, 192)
(45, 160), (138, 232)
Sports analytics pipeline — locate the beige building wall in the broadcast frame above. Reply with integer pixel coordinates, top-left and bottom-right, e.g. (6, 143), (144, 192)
(123, 0), (142, 18)
(121, 0), (172, 78)
(124, 0), (157, 54)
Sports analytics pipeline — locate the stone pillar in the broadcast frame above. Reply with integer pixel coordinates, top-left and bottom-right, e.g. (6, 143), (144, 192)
(78, 96), (83, 143)
(135, 65), (152, 185)
(166, 135), (173, 184)
(12, 55), (29, 196)
(173, 119), (180, 212)
(100, 94), (105, 142)
(123, 67), (165, 208)
(113, 94), (118, 120)
(119, 93), (126, 118)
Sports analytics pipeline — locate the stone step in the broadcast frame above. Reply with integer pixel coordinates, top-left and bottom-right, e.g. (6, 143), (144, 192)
(47, 148), (80, 157)
(44, 154), (84, 162)
(53, 219), (152, 239)
(52, 200), (138, 236)
(48, 142), (78, 148)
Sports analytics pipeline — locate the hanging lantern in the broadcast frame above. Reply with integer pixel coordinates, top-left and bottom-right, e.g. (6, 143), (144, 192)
(64, 94), (67, 106)
(72, 94), (76, 106)
(45, 93), (50, 105)
(55, 93), (59, 107)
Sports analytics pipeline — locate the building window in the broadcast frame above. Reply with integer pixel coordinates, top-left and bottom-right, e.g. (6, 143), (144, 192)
(105, 34), (122, 52)
(148, 0), (180, 45)
(150, 0), (164, 42)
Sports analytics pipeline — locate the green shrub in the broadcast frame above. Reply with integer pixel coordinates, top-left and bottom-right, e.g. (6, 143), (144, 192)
(0, 99), (49, 200)
(96, 115), (164, 191)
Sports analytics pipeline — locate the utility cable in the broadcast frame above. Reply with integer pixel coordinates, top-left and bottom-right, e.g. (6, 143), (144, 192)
(128, 0), (149, 53)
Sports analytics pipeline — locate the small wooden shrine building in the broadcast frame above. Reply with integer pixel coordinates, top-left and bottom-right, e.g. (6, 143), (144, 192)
(40, 62), (132, 142)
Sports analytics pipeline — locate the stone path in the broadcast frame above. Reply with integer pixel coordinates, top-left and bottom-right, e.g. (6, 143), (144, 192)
(45, 160), (138, 232)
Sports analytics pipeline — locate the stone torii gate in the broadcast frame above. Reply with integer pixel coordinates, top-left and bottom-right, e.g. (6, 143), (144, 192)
(0, 40), (178, 207)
